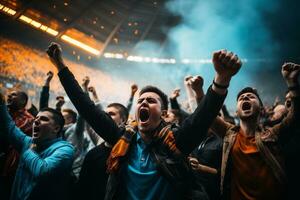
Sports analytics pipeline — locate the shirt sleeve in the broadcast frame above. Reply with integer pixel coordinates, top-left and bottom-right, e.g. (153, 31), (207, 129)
(0, 104), (31, 152)
(39, 86), (49, 110)
(21, 144), (74, 178)
(175, 85), (227, 155)
(58, 67), (122, 145)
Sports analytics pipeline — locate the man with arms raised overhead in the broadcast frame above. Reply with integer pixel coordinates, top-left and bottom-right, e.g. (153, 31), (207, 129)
(47, 43), (242, 199)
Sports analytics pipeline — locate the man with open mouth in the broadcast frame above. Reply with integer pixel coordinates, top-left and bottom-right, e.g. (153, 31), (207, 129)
(211, 62), (300, 200)
(47, 43), (242, 200)
(0, 93), (74, 200)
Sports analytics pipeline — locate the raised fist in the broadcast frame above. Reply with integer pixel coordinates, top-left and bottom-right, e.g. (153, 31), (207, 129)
(170, 88), (180, 99)
(55, 96), (65, 109)
(281, 62), (300, 84)
(47, 42), (65, 70)
(184, 75), (193, 86)
(212, 49), (242, 79)
(190, 76), (203, 91)
(46, 71), (54, 82)
(131, 84), (138, 95)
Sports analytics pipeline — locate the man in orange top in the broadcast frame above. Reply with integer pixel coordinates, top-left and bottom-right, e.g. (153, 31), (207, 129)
(212, 62), (300, 200)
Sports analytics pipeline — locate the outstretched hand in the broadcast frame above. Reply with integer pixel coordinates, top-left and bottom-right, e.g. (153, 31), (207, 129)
(47, 42), (66, 70)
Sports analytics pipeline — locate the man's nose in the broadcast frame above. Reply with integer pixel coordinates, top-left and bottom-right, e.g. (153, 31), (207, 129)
(34, 118), (40, 125)
(242, 96), (250, 101)
(141, 99), (149, 106)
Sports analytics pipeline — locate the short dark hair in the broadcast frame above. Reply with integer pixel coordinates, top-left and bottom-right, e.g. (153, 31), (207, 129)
(107, 103), (129, 122)
(17, 91), (28, 108)
(237, 87), (263, 106)
(62, 108), (77, 123)
(139, 85), (168, 110)
(40, 107), (65, 135)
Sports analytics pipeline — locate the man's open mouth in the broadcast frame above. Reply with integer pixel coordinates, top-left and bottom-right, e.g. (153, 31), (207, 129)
(139, 108), (150, 122)
(33, 126), (40, 135)
(242, 102), (252, 111)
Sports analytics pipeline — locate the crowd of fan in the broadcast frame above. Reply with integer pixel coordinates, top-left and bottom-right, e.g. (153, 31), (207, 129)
(0, 41), (299, 200)
(0, 37), (130, 107)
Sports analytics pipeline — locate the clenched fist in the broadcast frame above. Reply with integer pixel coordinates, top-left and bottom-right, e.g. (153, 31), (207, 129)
(281, 62), (300, 87)
(47, 42), (66, 70)
(131, 84), (138, 96)
(55, 96), (65, 109)
(190, 76), (203, 91)
(170, 88), (180, 100)
(212, 49), (242, 80)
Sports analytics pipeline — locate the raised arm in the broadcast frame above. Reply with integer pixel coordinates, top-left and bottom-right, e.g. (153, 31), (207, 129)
(39, 71), (53, 110)
(66, 77), (91, 150)
(46, 42), (121, 145)
(189, 75), (231, 137)
(175, 50), (242, 154)
(55, 96), (65, 112)
(88, 86), (100, 104)
(272, 62), (300, 137)
(127, 83), (138, 112)
(190, 75), (204, 105)
(169, 88), (181, 110)
(184, 75), (198, 112)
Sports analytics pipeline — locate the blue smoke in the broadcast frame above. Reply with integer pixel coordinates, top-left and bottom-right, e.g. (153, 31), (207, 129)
(163, 0), (284, 112)
(100, 0), (296, 114)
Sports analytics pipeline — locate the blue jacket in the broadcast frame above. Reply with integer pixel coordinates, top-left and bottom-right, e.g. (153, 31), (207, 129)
(0, 104), (74, 200)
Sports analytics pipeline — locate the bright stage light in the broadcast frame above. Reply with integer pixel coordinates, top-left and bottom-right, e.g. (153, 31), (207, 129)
(61, 35), (100, 55)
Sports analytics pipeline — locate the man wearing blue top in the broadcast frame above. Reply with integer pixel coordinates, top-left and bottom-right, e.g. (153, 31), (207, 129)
(0, 93), (74, 200)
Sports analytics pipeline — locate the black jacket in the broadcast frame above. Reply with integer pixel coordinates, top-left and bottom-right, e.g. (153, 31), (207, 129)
(58, 67), (227, 199)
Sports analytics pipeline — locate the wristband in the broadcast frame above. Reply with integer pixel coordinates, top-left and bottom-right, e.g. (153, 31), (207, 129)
(213, 79), (229, 89)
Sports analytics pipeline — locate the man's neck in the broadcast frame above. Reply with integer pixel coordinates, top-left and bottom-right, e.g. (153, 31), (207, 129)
(139, 131), (154, 144)
(138, 121), (163, 143)
(240, 118), (259, 137)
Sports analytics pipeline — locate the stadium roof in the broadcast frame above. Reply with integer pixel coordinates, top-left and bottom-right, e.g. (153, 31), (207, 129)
(0, 0), (181, 56)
